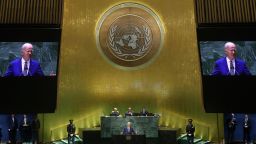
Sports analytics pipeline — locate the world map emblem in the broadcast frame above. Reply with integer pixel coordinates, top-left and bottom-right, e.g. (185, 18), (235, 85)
(96, 3), (164, 68)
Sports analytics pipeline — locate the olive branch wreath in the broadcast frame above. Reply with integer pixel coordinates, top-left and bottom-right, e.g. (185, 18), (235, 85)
(108, 25), (151, 58)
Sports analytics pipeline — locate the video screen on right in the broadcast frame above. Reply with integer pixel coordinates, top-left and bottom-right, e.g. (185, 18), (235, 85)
(199, 41), (256, 76)
(197, 26), (256, 113)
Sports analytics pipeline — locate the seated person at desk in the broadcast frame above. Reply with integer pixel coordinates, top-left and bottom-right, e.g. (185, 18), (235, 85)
(140, 107), (149, 116)
(122, 122), (136, 135)
(110, 107), (120, 116)
(125, 107), (134, 116)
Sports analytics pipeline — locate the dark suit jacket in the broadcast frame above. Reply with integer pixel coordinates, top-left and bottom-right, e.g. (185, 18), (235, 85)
(19, 118), (31, 136)
(243, 119), (251, 130)
(186, 124), (195, 137)
(67, 124), (76, 134)
(226, 117), (237, 131)
(4, 58), (44, 77)
(125, 111), (133, 116)
(9, 117), (18, 130)
(140, 110), (148, 116)
(123, 127), (135, 135)
(211, 57), (251, 76)
(20, 119), (31, 127)
(110, 111), (120, 116)
(31, 119), (40, 131)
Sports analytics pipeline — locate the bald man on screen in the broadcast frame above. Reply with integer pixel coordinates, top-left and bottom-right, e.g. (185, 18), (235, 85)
(211, 42), (251, 76)
(4, 43), (44, 77)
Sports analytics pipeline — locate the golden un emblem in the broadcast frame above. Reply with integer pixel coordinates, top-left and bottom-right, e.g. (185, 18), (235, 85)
(96, 3), (164, 68)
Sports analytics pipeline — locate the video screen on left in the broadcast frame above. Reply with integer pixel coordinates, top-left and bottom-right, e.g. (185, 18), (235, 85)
(0, 27), (61, 113)
(0, 42), (58, 77)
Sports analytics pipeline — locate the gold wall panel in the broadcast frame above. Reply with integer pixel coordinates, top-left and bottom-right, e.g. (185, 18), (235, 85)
(42, 0), (224, 142)
(195, 0), (256, 24)
(0, 0), (63, 24)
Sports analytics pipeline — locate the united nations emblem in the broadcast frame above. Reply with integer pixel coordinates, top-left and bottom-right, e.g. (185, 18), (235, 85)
(96, 3), (164, 68)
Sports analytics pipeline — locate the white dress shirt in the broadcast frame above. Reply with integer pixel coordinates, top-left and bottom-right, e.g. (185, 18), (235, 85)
(226, 57), (235, 72)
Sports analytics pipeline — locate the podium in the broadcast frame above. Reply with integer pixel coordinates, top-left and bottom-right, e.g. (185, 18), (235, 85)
(101, 116), (159, 138)
(112, 134), (146, 144)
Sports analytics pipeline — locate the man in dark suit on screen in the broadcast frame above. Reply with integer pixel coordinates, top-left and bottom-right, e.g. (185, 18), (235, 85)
(4, 43), (44, 77)
(211, 42), (251, 76)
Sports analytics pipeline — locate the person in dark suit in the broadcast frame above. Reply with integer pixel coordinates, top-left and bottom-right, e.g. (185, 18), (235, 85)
(31, 114), (40, 144)
(122, 122), (136, 135)
(211, 42), (251, 76)
(125, 107), (133, 116)
(243, 114), (251, 144)
(110, 107), (120, 116)
(186, 119), (195, 144)
(226, 113), (237, 144)
(8, 114), (18, 143)
(67, 119), (76, 144)
(20, 114), (32, 143)
(4, 43), (44, 77)
(140, 107), (148, 116)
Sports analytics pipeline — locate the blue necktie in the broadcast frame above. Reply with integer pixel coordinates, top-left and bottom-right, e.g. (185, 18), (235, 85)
(230, 60), (235, 75)
(23, 61), (28, 76)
